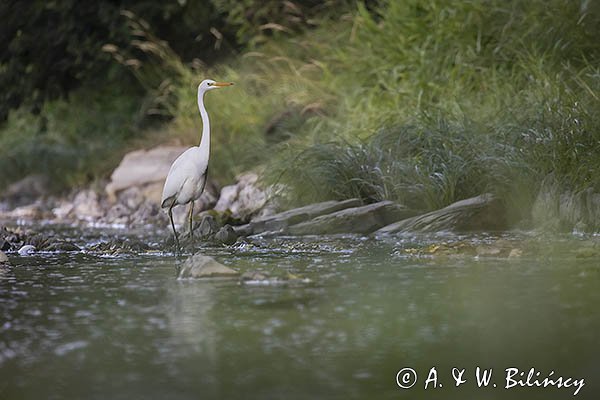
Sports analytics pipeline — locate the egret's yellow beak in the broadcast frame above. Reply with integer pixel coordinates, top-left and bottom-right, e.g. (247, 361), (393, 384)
(212, 82), (234, 87)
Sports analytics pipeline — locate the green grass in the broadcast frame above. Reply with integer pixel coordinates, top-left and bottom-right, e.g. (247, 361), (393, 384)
(0, 75), (145, 190)
(263, 0), (600, 229)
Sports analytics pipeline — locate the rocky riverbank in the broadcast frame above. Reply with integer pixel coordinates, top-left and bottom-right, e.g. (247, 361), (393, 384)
(1, 146), (277, 229)
(2, 146), (600, 255)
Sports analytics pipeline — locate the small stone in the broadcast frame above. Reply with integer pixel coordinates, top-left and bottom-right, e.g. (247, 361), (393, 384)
(214, 225), (238, 245)
(240, 271), (270, 281)
(476, 246), (502, 256)
(18, 245), (36, 256)
(0, 251), (8, 263)
(178, 254), (239, 279)
(508, 248), (523, 258)
(575, 247), (598, 259)
(197, 215), (218, 237)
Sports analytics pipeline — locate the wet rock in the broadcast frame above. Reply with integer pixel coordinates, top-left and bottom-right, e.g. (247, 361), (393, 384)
(45, 242), (81, 252)
(0, 251), (8, 264)
(88, 238), (150, 254)
(105, 146), (187, 203)
(287, 201), (413, 235)
(575, 247), (599, 259)
(0, 227), (25, 251)
(377, 194), (506, 234)
(239, 198), (362, 236)
(239, 270), (312, 286)
(240, 270), (270, 282)
(475, 245), (503, 257)
(18, 245), (36, 256)
(214, 225), (238, 245)
(508, 248), (523, 258)
(177, 254), (239, 279)
(197, 215), (218, 238)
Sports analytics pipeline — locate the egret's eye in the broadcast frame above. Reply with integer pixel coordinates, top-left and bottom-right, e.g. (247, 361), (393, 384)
(207, 82), (212, 86)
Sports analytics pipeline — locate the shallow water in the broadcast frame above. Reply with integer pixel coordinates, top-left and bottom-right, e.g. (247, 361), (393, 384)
(1, 227), (599, 399)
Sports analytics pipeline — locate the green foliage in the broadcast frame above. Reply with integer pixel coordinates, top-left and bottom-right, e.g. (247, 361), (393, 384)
(212, 0), (353, 45)
(0, 77), (142, 190)
(264, 0), (600, 224)
(273, 116), (530, 211)
(0, 0), (234, 121)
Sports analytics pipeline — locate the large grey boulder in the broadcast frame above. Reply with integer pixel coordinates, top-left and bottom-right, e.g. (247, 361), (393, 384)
(287, 200), (414, 235)
(177, 254), (239, 279)
(239, 198), (362, 235)
(376, 193), (506, 234)
(105, 146), (187, 203)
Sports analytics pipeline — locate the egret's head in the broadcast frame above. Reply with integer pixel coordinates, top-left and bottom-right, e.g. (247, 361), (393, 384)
(199, 79), (234, 93)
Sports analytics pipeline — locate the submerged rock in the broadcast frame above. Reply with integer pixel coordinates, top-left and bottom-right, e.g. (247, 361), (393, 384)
(508, 248), (523, 258)
(214, 225), (238, 245)
(177, 254), (239, 279)
(197, 214), (218, 238)
(377, 193), (506, 234)
(287, 201), (413, 235)
(240, 270), (270, 282)
(239, 270), (312, 286)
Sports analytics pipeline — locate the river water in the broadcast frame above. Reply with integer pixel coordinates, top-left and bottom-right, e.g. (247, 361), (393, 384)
(1, 226), (598, 399)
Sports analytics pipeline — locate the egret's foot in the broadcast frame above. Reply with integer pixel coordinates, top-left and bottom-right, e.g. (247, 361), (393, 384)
(173, 234), (181, 255)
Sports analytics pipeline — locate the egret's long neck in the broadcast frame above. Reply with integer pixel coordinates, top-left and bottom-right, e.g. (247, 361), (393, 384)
(198, 90), (210, 156)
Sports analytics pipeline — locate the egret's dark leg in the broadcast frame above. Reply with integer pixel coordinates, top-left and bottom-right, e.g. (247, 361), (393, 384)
(168, 202), (180, 253)
(188, 201), (195, 241)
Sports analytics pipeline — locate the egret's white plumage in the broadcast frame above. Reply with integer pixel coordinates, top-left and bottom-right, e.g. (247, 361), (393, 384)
(161, 79), (233, 250)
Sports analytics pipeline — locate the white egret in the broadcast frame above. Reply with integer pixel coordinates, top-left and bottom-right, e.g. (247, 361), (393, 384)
(161, 79), (234, 250)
